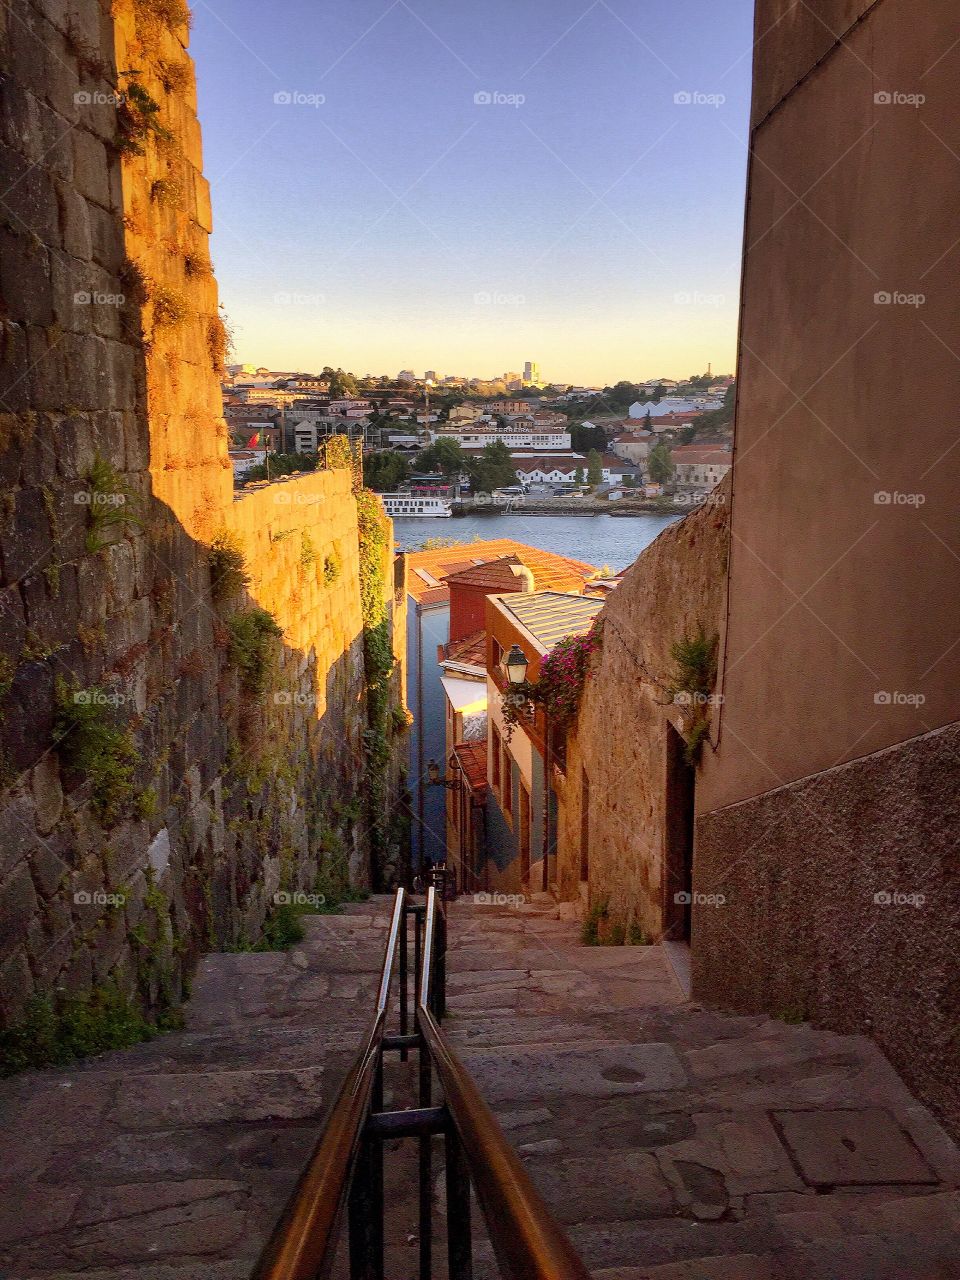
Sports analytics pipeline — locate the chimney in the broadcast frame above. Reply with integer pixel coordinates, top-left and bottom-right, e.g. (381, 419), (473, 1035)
(510, 564), (535, 593)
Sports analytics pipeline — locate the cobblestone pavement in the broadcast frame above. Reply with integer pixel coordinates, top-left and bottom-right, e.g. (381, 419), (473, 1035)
(0, 895), (958, 1279)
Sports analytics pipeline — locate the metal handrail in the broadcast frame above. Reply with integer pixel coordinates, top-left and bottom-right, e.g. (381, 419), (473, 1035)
(417, 887), (591, 1280)
(251, 888), (406, 1280)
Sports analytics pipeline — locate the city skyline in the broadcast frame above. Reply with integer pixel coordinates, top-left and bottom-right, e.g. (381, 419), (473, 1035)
(191, 0), (754, 384)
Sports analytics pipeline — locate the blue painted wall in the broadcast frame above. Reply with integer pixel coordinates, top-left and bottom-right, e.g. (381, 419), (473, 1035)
(407, 597), (450, 869)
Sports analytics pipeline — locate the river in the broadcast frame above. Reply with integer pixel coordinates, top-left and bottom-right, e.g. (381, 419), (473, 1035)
(392, 511), (679, 572)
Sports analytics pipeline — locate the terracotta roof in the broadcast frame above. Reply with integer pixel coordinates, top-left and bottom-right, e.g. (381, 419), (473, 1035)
(444, 630), (486, 667)
(443, 555), (527, 592)
(453, 741), (488, 794)
(404, 540), (596, 604)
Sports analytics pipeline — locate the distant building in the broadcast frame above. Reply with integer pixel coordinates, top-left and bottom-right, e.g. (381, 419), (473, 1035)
(670, 445), (732, 490)
(228, 448), (267, 479)
(398, 369), (417, 383)
(610, 431), (654, 464)
(523, 360), (541, 386)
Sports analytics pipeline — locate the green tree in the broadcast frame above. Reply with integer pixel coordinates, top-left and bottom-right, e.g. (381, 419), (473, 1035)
(467, 440), (518, 493)
(322, 366), (358, 398)
(574, 466), (584, 486)
(416, 437), (466, 476)
(570, 422), (607, 453)
(363, 451), (411, 492)
(586, 448), (603, 486)
(648, 442), (674, 484)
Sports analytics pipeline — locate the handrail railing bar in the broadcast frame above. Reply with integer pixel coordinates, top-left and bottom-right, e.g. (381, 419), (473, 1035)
(251, 888), (406, 1280)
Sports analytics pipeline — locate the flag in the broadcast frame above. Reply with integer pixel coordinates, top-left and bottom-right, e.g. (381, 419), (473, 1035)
(247, 431), (260, 447)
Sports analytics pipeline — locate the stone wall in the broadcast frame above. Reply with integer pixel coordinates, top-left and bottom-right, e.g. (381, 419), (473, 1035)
(694, 720), (960, 1134)
(555, 487), (729, 938)
(0, 0), (406, 1031)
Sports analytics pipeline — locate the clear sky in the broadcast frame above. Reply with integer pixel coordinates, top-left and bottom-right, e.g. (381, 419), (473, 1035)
(190, 0), (755, 385)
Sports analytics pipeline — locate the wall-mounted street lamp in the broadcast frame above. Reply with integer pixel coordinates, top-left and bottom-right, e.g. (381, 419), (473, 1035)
(428, 754), (460, 789)
(503, 644), (529, 686)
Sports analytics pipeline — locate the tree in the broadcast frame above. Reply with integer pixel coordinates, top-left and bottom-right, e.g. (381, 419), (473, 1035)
(363, 451), (411, 492)
(570, 422), (607, 453)
(322, 366), (358, 398)
(586, 448), (603, 486)
(415, 437), (466, 476)
(467, 440), (518, 493)
(648, 442), (674, 484)
(574, 467), (584, 486)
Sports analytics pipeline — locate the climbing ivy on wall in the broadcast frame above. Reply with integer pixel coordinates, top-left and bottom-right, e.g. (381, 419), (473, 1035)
(355, 489), (395, 884)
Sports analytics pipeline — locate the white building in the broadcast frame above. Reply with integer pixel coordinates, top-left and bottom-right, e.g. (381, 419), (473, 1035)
(429, 427), (572, 451)
(229, 449), (267, 478)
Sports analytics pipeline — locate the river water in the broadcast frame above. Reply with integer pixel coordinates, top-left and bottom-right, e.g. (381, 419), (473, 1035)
(392, 511), (679, 572)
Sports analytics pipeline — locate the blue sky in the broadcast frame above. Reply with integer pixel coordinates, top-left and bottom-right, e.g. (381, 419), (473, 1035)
(191, 0), (755, 384)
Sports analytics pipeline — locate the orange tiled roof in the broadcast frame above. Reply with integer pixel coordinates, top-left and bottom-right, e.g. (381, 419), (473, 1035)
(453, 741), (488, 794)
(444, 630), (487, 667)
(404, 540), (596, 604)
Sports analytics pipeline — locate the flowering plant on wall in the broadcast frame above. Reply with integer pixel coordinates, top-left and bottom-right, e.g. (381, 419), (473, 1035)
(500, 621), (602, 740)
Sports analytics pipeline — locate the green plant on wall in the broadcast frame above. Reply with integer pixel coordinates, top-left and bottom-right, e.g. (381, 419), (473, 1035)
(355, 489), (396, 880)
(208, 532), (249, 601)
(323, 550), (341, 586)
(115, 75), (172, 156)
(83, 453), (143, 553)
(668, 627), (719, 765)
(53, 678), (137, 825)
(0, 985), (155, 1076)
(300, 532), (318, 572)
(227, 607), (283, 695)
(500, 620), (602, 743)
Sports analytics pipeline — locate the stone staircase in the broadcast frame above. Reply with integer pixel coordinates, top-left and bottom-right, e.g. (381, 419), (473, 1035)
(443, 897), (960, 1279)
(0, 894), (957, 1280)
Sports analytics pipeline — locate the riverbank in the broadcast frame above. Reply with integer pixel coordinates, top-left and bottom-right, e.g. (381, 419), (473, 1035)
(452, 496), (709, 517)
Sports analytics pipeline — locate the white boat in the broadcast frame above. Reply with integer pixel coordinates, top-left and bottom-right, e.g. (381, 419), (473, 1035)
(381, 492), (453, 518)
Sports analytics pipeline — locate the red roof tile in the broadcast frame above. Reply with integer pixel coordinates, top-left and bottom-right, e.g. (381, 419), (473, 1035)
(453, 741), (488, 794)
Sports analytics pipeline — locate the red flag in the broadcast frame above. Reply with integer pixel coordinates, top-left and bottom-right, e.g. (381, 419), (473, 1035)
(247, 431), (260, 447)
